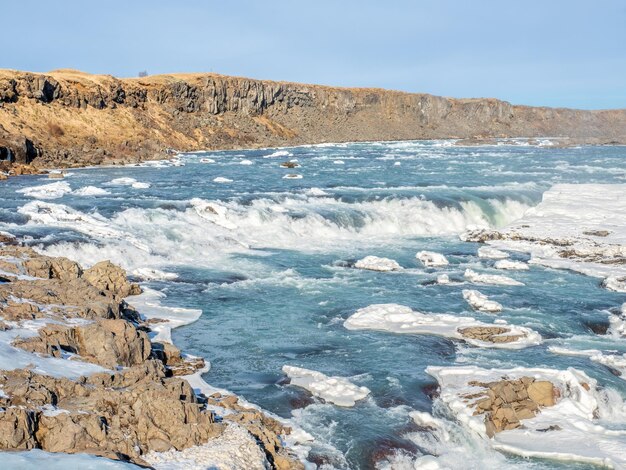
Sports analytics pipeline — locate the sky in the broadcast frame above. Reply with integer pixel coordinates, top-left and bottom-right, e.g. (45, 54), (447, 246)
(2, 0), (625, 109)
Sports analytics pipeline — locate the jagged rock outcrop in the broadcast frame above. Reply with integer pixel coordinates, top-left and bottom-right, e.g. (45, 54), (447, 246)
(0, 242), (303, 468)
(0, 69), (625, 168)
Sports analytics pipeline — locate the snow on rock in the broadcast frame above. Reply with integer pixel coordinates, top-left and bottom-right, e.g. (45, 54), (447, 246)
(462, 289), (502, 313)
(477, 246), (508, 259)
(427, 365), (626, 468)
(416, 251), (449, 267)
(282, 365), (370, 407)
(464, 268), (524, 286)
(354, 255), (402, 272)
(603, 276), (626, 293)
(494, 259), (529, 270)
(17, 181), (72, 199)
(144, 424), (268, 470)
(464, 184), (626, 287)
(344, 304), (541, 349)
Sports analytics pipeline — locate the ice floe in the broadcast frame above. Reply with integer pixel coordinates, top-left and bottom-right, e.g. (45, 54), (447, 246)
(478, 246), (509, 259)
(344, 304), (541, 349)
(354, 256), (402, 272)
(17, 181), (72, 199)
(427, 365), (626, 468)
(464, 268), (524, 286)
(462, 289), (502, 313)
(494, 259), (529, 270)
(282, 365), (370, 407)
(416, 251), (449, 267)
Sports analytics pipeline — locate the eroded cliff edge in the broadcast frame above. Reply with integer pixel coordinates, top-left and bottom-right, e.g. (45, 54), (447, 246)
(1, 68), (625, 168)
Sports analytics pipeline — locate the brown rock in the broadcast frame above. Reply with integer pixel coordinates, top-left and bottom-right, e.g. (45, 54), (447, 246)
(14, 319), (151, 368)
(527, 381), (555, 407)
(83, 260), (140, 297)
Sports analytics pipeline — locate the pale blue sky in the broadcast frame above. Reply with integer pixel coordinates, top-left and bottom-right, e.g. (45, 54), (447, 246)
(2, 0), (625, 109)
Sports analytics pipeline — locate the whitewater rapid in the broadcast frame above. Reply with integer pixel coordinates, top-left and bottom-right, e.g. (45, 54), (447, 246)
(1, 140), (625, 469)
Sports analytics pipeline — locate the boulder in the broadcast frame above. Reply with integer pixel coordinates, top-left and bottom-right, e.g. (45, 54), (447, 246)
(83, 260), (141, 297)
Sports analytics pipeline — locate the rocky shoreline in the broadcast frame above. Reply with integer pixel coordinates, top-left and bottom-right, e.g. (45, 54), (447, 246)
(0, 234), (303, 469)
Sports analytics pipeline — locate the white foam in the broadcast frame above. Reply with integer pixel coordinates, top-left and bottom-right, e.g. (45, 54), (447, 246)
(354, 256), (402, 272)
(333, 160), (345, 165)
(17, 181), (72, 199)
(107, 177), (137, 185)
(344, 304), (541, 349)
(282, 365), (370, 407)
(132, 181), (151, 189)
(477, 246), (508, 259)
(240, 159), (253, 165)
(416, 251), (449, 267)
(494, 259), (529, 270)
(264, 150), (291, 158)
(131, 267), (179, 281)
(464, 268), (524, 286)
(73, 186), (111, 196)
(18, 201), (150, 252)
(427, 365), (626, 467)
(190, 198), (239, 231)
(213, 177), (233, 183)
(462, 289), (502, 313)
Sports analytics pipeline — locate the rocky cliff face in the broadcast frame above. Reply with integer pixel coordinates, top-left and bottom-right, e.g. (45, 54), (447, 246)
(1, 69), (625, 167)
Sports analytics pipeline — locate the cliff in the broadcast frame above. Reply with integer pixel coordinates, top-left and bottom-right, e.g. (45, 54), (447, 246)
(1, 69), (625, 167)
